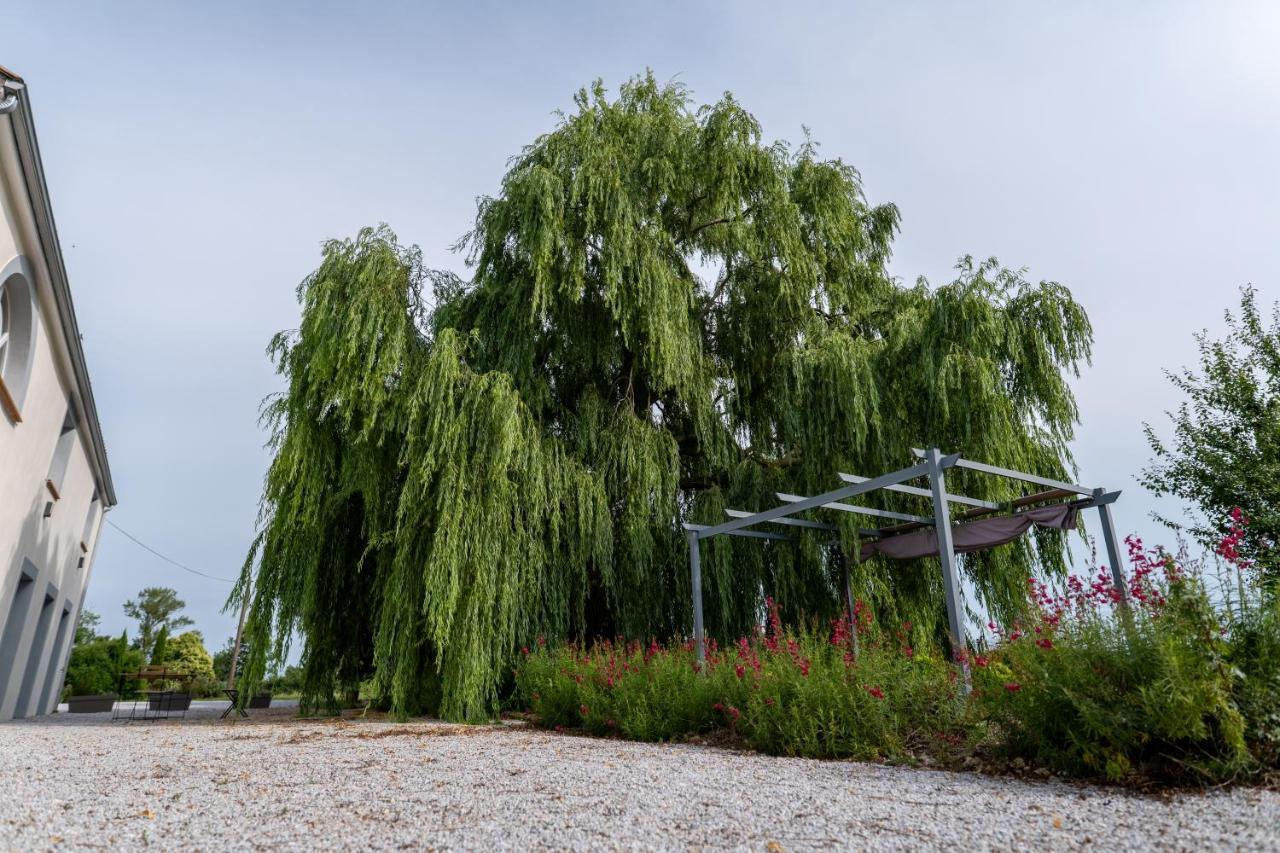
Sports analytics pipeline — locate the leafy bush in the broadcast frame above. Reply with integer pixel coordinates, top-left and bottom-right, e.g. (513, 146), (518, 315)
(516, 600), (965, 761)
(65, 632), (142, 697)
(162, 631), (219, 696)
(972, 546), (1245, 781)
(969, 513), (1278, 784)
(263, 664), (305, 697)
(1229, 603), (1280, 768)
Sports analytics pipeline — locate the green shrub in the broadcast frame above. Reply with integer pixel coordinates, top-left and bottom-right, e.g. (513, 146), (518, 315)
(163, 631), (219, 696)
(64, 640), (120, 697)
(1229, 603), (1280, 768)
(972, 530), (1275, 783)
(516, 602), (965, 761)
(65, 632), (142, 697)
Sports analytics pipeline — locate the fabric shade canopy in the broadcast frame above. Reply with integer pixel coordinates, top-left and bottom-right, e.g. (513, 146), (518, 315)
(859, 502), (1078, 562)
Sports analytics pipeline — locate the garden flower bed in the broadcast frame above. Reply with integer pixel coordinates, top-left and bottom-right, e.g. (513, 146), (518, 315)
(516, 514), (1280, 787)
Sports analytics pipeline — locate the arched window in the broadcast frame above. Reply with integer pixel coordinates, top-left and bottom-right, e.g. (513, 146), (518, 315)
(0, 256), (38, 422)
(0, 281), (9, 364)
(0, 273), (13, 377)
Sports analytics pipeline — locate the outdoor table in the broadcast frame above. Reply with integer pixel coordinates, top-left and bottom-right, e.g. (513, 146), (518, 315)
(112, 667), (193, 721)
(221, 689), (249, 719)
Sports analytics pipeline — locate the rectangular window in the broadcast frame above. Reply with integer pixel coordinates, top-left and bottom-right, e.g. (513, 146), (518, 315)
(0, 562), (37, 710)
(15, 588), (56, 717)
(38, 603), (73, 715)
(81, 489), (100, 552)
(46, 409), (77, 500)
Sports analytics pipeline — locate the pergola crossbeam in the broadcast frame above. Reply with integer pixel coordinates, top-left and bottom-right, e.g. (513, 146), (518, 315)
(724, 509), (838, 532)
(682, 523), (790, 541)
(911, 448), (1092, 497)
(776, 493), (931, 524)
(691, 462), (929, 539)
(837, 472), (999, 510)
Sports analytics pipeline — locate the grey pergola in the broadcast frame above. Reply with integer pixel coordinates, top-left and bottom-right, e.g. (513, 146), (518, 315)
(682, 447), (1126, 667)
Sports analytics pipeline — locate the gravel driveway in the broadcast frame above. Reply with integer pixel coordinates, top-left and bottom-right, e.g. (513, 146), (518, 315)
(0, 701), (1276, 851)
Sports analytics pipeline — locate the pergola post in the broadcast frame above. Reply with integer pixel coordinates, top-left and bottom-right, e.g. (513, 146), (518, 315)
(687, 529), (706, 668)
(925, 448), (969, 686)
(1094, 488), (1129, 604)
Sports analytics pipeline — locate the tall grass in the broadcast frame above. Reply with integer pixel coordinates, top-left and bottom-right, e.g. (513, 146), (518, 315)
(516, 601), (966, 761)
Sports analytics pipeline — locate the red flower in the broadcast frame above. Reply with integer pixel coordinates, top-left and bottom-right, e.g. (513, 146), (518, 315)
(830, 613), (852, 647)
(735, 664), (746, 679)
(1004, 682), (1022, 693)
(579, 704), (589, 716)
(1035, 638), (1054, 650)
(521, 646), (530, 656)
(866, 685), (885, 700)
(1216, 506), (1254, 570)
(973, 655), (989, 668)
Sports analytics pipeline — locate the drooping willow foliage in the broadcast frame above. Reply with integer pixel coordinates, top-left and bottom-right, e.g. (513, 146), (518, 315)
(233, 74), (1093, 721)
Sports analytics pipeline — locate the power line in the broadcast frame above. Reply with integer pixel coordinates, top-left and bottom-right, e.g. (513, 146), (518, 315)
(104, 518), (236, 583)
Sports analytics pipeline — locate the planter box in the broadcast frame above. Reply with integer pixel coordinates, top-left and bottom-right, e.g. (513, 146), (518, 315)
(248, 693), (272, 709)
(67, 693), (116, 713)
(147, 692), (192, 712)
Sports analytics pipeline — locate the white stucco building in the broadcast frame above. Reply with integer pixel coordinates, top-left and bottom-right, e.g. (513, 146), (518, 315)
(0, 66), (117, 721)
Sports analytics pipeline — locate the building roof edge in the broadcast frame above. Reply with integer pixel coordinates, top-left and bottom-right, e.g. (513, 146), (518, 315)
(3, 71), (117, 506)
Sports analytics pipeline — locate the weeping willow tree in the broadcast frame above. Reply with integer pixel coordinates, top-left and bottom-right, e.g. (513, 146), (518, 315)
(233, 73), (1092, 721)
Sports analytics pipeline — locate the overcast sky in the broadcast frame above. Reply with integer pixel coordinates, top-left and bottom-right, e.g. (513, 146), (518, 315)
(3, 2), (1277, 647)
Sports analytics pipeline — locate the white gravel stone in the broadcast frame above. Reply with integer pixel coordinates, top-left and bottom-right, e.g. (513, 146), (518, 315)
(0, 700), (1276, 851)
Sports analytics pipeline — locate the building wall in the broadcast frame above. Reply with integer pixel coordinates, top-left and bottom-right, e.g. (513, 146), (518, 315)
(0, 111), (107, 721)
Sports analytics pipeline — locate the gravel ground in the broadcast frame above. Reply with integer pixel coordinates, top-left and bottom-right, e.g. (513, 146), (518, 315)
(0, 702), (1277, 851)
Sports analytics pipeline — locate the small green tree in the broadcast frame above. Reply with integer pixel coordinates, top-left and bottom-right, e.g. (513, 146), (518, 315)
(123, 587), (192, 659)
(1143, 287), (1280, 586)
(149, 625), (170, 666)
(73, 609), (102, 646)
(163, 631), (218, 696)
(212, 636), (250, 683)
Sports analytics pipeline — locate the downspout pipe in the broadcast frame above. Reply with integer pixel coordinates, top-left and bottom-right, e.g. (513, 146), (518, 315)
(0, 79), (22, 114)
